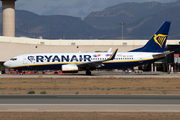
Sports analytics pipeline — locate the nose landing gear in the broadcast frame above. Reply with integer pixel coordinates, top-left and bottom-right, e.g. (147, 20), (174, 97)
(20, 72), (24, 75)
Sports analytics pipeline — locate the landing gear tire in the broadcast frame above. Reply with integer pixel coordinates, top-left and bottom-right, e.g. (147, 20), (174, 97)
(86, 70), (91, 75)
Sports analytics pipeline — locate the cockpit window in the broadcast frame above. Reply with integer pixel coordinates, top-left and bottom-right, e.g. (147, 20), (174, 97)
(10, 58), (17, 61)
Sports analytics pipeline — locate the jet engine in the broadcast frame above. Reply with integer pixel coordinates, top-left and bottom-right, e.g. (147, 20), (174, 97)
(62, 64), (78, 73)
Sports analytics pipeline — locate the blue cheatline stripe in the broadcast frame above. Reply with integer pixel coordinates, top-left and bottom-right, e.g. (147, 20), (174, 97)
(62, 71), (78, 73)
(10, 62), (83, 69)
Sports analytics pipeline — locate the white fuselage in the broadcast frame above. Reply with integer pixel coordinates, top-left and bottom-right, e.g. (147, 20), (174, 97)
(4, 52), (163, 70)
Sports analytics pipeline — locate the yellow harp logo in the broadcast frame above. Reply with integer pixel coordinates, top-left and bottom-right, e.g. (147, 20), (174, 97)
(154, 34), (167, 48)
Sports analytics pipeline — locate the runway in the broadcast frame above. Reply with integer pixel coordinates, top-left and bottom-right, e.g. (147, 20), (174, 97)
(1, 104), (180, 112)
(0, 95), (180, 111)
(1, 95), (180, 104)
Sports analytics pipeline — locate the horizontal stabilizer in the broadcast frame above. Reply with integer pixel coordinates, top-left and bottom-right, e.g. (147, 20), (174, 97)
(153, 51), (174, 58)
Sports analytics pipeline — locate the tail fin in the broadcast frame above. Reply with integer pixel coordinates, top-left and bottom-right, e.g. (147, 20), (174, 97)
(129, 21), (171, 53)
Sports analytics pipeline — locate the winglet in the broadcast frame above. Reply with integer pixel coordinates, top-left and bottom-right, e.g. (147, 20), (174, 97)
(108, 48), (112, 52)
(107, 49), (118, 60)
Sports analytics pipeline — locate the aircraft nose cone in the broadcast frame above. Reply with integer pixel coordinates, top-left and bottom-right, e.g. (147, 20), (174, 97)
(3, 61), (10, 68)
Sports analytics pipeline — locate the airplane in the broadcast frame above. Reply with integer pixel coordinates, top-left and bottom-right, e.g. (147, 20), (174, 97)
(4, 21), (173, 75)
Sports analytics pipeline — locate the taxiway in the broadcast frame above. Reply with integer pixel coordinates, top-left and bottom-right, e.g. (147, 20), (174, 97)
(0, 95), (180, 112)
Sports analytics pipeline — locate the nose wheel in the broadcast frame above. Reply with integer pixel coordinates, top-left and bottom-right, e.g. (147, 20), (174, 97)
(86, 70), (91, 75)
(20, 72), (24, 75)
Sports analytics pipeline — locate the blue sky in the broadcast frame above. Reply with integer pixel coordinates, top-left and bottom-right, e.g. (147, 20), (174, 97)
(0, 0), (177, 18)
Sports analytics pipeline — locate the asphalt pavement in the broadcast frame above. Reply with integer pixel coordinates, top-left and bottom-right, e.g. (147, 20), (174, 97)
(0, 95), (180, 104)
(1, 95), (180, 111)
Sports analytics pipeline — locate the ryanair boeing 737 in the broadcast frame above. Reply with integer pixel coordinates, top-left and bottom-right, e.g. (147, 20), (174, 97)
(4, 21), (172, 75)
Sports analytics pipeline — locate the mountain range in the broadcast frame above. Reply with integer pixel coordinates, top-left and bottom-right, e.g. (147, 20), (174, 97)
(0, 0), (180, 39)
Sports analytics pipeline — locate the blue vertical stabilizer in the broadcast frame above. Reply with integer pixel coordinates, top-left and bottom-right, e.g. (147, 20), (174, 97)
(129, 21), (171, 53)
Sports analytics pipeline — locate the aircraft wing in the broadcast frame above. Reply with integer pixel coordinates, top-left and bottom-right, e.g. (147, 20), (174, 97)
(77, 49), (118, 68)
(153, 51), (174, 58)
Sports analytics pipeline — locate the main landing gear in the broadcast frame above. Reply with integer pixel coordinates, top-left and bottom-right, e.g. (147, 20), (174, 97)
(86, 70), (91, 75)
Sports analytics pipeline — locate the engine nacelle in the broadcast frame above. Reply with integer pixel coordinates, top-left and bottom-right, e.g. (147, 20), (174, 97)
(62, 64), (78, 73)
